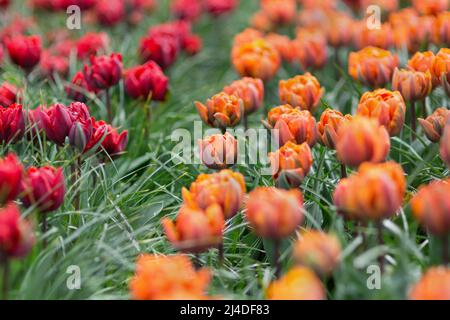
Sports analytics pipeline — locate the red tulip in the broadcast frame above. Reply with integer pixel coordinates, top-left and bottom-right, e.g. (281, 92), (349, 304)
(85, 119), (128, 158)
(0, 153), (23, 205)
(204, 0), (237, 17)
(139, 33), (179, 69)
(76, 32), (109, 60)
(182, 34), (202, 56)
(5, 35), (41, 72)
(39, 103), (73, 145)
(0, 0), (10, 10)
(124, 61), (169, 101)
(0, 82), (17, 108)
(39, 50), (69, 79)
(67, 102), (93, 151)
(57, 0), (96, 10)
(95, 0), (125, 27)
(65, 71), (96, 102)
(0, 103), (25, 144)
(83, 53), (123, 91)
(21, 166), (65, 213)
(171, 0), (202, 21)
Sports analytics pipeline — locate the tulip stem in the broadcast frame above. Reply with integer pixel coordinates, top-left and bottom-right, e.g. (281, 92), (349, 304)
(377, 221), (384, 273)
(410, 101), (417, 141)
(243, 115), (248, 131)
(421, 99), (427, 118)
(273, 239), (281, 278)
(1, 255), (8, 300)
(218, 243), (224, 266)
(443, 234), (449, 265)
(41, 213), (48, 249)
(193, 254), (201, 270)
(71, 156), (81, 211)
(340, 163), (347, 179)
(105, 88), (112, 123)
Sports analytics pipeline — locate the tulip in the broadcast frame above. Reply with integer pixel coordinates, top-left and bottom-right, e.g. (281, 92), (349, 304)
(0, 0), (10, 10)
(195, 92), (242, 131)
(260, 0), (296, 26)
(182, 34), (202, 56)
(231, 38), (281, 82)
(440, 122), (450, 168)
(139, 34), (179, 69)
(198, 132), (237, 170)
(171, 0), (202, 21)
(84, 119), (128, 158)
(412, 0), (448, 15)
(357, 89), (406, 136)
(433, 12), (450, 45)
(418, 107), (450, 142)
(124, 61), (169, 101)
(95, 0), (125, 27)
(269, 141), (313, 189)
(250, 11), (275, 32)
(0, 103), (25, 144)
(432, 48), (450, 99)
(130, 254), (211, 300)
(232, 28), (264, 47)
(65, 71), (96, 103)
(292, 29), (328, 71)
(297, 8), (328, 30)
(317, 108), (352, 150)
(353, 22), (394, 50)
(76, 32), (109, 60)
(407, 51), (439, 88)
(67, 102), (93, 152)
(266, 266), (325, 300)
(39, 103), (73, 145)
(279, 73), (324, 113)
(57, 0), (96, 10)
(265, 33), (295, 63)
(326, 12), (354, 49)
(0, 153), (22, 206)
(5, 35), (41, 73)
(39, 51), (69, 79)
(336, 117), (390, 168)
(204, 0), (237, 17)
(348, 46), (398, 88)
(293, 230), (342, 276)
(0, 82), (17, 108)
(409, 267), (450, 300)
(262, 104), (295, 129)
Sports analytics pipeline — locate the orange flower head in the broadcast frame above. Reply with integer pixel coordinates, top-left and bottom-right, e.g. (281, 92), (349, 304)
(292, 28), (328, 71)
(293, 230), (341, 276)
(418, 107), (450, 142)
(231, 38), (281, 82)
(271, 108), (317, 147)
(233, 28), (264, 47)
(336, 116), (390, 168)
(412, 0), (448, 16)
(261, 0), (296, 25)
(440, 122), (450, 168)
(198, 132), (237, 170)
(348, 46), (398, 88)
(410, 179), (450, 235)
(195, 92), (242, 130)
(269, 142), (313, 188)
(279, 73), (324, 113)
(250, 11), (275, 32)
(326, 11), (354, 48)
(223, 77), (264, 115)
(392, 68), (432, 102)
(262, 104), (295, 128)
(130, 254), (211, 300)
(409, 267), (450, 300)
(431, 48), (450, 82)
(394, 15), (434, 53)
(408, 51), (439, 87)
(297, 8), (329, 30)
(267, 266), (325, 300)
(353, 22), (394, 50)
(357, 89), (406, 136)
(433, 11), (450, 45)
(317, 108), (352, 149)
(246, 187), (303, 239)
(265, 33), (295, 63)
(182, 169), (246, 220)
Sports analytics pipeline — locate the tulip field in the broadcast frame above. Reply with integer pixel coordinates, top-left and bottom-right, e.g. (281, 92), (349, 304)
(1, 0), (450, 301)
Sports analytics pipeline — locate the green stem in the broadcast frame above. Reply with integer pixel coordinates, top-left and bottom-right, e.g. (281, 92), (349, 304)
(410, 100), (417, 141)
(41, 213), (48, 248)
(377, 221), (384, 273)
(273, 239), (281, 278)
(105, 88), (112, 123)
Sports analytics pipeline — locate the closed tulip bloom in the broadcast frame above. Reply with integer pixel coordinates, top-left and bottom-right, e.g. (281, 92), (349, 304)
(232, 28), (264, 47)
(76, 32), (109, 60)
(336, 117), (390, 168)
(65, 71), (95, 103)
(407, 51), (439, 88)
(130, 254), (211, 300)
(67, 102), (93, 151)
(83, 53), (123, 91)
(432, 48), (450, 96)
(139, 33), (179, 69)
(182, 34), (202, 56)
(231, 38), (281, 82)
(392, 68), (432, 102)
(292, 29), (328, 71)
(0, 103), (25, 144)
(357, 89), (406, 136)
(317, 109), (352, 149)
(348, 46), (398, 88)
(293, 230), (342, 275)
(440, 123), (450, 168)
(260, 0), (296, 25)
(5, 35), (41, 72)
(223, 77), (264, 115)
(195, 92), (242, 130)
(409, 267), (450, 300)
(353, 22), (394, 50)
(85, 120), (128, 158)
(39, 103), (73, 145)
(418, 107), (450, 142)
(0, 203), (34, 259)
(250, 11), (275, 33)
(0, 153), (23, 205)
(171, 0), (202, 21)
(412, 0), (448, 15)
(182, 169), (246, 219)
(246, 187), (303, 239)
(198, 132), (237, 170)
(326, 12), (354, 48)
(0, 82), (17, 108)
(204, 0), (237, 17)
(433, 12), (450, 45)
(265, 33), (295, 63)
(124, 61), (169, 101)
(279, 73), (324, 113)
(267, 266), (325, 300)
(269, 142), (313, 188)
(95, 0), (125, 27)
(262, 104), (295, 129)
(39, 51), (69, 79)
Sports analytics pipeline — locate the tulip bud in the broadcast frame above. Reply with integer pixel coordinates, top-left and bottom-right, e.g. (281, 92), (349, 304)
(95, 0), (125, 27)
(357, 89), (406, 136)
(292, 29), (328, 70)
(418, 107), (450, 142)
(336, 117), (390, 168)
(412, 0), (448, 15)
(279, 73), (324, 113)
(198, 132), (237, 170)
(250, 11), (275, 32)
(326, 11), (354, 48)
(0, 103), (25, 144)
(433, 12), (450, 45)
(431, 48), (450, 83)
(407, 51), (439, 88)
(139, 34), (179, 69)
(171, 0), (202, 21)
(353, 22), (394, 50)
(233, 28), (264, 47)
(130, 254), (211, 300)
(348, 46), (398, 88)
(260, 0), (296, 25)
(83, 53), (123, 91)
(204, 0), (237, 17)
(182, 169), (246, 219)
(0, 153), (23, 205)
(266, 266), (325, 300)
(231, 38), (281, 82)
(124, 61), (169, 101)
(265, 33), (295, 63)
(0, 82), (17, 108)
(85, 119), (128, 158)
(76, 32), (109, 60)
(38, 103), (72, 145)
(67, 105), (93, 152)
(392, 68), (432, 102)
(269, 141), (313, 188)
(5, 35), (41, 72)
(293, 230), (342, 276)
(195, 92), (242, 130)
(317, 108), (352, 149)
(440, 122), (450, 168)
(39, 51), (69, 79)
(223, 77), (264, 115)
(262, 104), (295, 129)
(182, 34), (202, 56)
(409, 267), (450, 300)
(246, 187), (303, 239)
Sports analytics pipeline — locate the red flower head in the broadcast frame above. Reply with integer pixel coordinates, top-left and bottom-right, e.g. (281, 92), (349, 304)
(95, 0), (125, 27)
(0, 103), (25, 144)
(56, 0), (96, 10)
(76, 32), (109, 60)
(171, 0), (202, 21)
(124, 61), (169, 101)
(204, 0), (238, 17)
(182, 34), (202, 56)
(0, 153), (23, 206)
(0, 82), (18, 108)
(39, 50), (69, 79)
(85, 119), (128, 158)
(65, 71), (96, 102)
(0, 0), (10, 10)
(67, 102), (93, 151)
(139, 33), (179, 69)
(83, 53), (123, 91)
(39, 103), (73, 145)
(5, 34), (41, 72)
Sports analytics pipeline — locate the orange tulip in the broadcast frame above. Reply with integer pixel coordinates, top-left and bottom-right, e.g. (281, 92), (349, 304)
(393, 15), (434, 53)
(432, 48), (450, 96)
(293, 230), (341, 276)
(353, 22), (394, 50)
(297, 8), (329, 30)
(326, 11), (354, 48)
(412, 0), (448, 16)
(279, 73), (324, 113)
(440, 122), (450, 168)
(269, 141), (313, 188)
(266, 266), (325, 300)
(336, 117), (390, 168)
(418, 107), (450, 142)
(433, 11), (450, 45)
(317, 108), (352, 149)
(182, 169), (246, 220)
(392, 68), (432, 102)
(250, 11), (275, 32)
(232, 28), (264, 47)
(195, 92), (242, 130)
(231, 38), (281, 82)
(292, 29), (328, 70)
(360, 0), (399, 13)
(223, 77), (264, 115)
(198, 132), (237, 170)
(245, 187), (303, 239)
(409, 267), (450, 300)
(265, 33), (295, 63)
(260, 0), (296, 25)
(410, 179), (450, 236)
(348, 46), (398, 88)
(130, 254), (211, 300)
(407, 51), (439, 88)
(356, 89), (406, 136)
(262, 104), (295, 128)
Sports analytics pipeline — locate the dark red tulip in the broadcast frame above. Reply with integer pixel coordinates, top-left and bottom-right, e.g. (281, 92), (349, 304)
(56, 0), (96, 10)
(171, 0), (202, 21)
(83, 53), (123, 91)
(204, 0), (238, 17)
(0, 0), (10, 10)
(95, 0), (125, 27)
(0, 103), (25, 144)
(85, 119), (128, 158)
(124, 61), (169, 101)
(183, 34), (202, 55)
(21, 166), (65, 213)
(39, 103), (72, 145)
(139, 33), (178, 69)
(5, 35), (42, 72)
(0, 16), (34, 44)
(39, 50), (69, 79)
(148, 20), (192, 48)
(0, 153), (23, 205)
(0, 82), (17, 108)
(76, 32), (109, 60)
(67, 102), (93, 151)
(65, 71), (96, 102)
